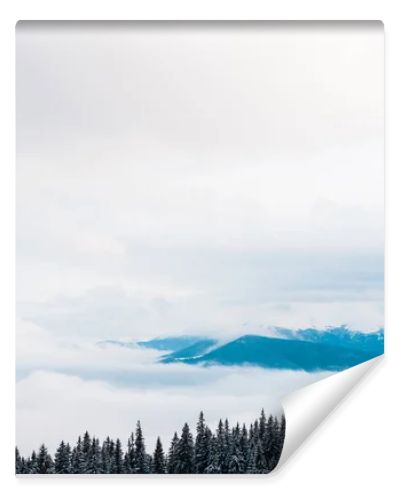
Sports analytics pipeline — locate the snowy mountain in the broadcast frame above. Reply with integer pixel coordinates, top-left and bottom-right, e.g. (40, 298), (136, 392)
(137, 335), (209, 352)
(98, 327), (383, 372)
(280, 326), (384, 353)
(160, 338), (218, 363)
(175, 334), (380, 372)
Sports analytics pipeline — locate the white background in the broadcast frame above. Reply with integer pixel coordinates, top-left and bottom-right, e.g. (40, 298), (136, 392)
(1, 1), (399, 499)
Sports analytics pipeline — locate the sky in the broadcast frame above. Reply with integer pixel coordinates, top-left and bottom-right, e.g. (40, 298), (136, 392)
(16, 21), (384, 454)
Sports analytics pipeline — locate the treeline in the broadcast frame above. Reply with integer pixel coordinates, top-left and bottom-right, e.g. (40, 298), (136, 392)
(16, 410), (285, 474)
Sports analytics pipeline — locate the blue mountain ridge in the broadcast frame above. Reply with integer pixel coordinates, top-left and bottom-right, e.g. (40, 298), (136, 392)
(160, 339), (218, 363)
(173, 334), (380, 372)
(98, 327), (383, 372)
(288, 326), (383, 353)
(136, 335), (208, 352)
(155, 327), (383, 372)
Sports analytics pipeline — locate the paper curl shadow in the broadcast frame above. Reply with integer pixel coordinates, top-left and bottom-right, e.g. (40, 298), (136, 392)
(277, 355), (383, 469)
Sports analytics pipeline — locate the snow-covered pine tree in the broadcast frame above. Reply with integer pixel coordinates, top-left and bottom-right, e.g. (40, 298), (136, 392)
(266, 416), (283, 472)
(221, 419), (232, 473)
(203, 426), (213, 472)
(152, 437), (165, 473)
(20, 457), (30, 474)
(194, 411), (209, 473)
(211, 419), (224, 473)
(262, 414), (276, 472)
(204, 432), (219, 474)
(123, 451), (130, 472)
(227, 424), (245, 473)
(254, 439), (267, 473)
(253, 419), (260, 441)
(15, 447), (22, 474)
(109, 439), (117, 472)
(54, 440), (71, 473)
(146, 453), (153, 473)
(112, 438), (124, 473)
(81, 431), (91, 473)
(66, 443), (72, 470)
(134, 421), (148, 473)
(37, 444), (54, 474)
(259, 409), (267, 440)
(14, 408), (285, 474)
(175, 423), (194, 474)
(125, 432), (135, 473)
(100, 437), (114, 474)
(29, 450), (39, 474)
(16, 452), (30, 474)
(247, 441), (258, 474)
(240, 424), (250, 467)
(167, 432), (179, 473)
(71, 436), (86, 473)
(87, 438), (102, 474)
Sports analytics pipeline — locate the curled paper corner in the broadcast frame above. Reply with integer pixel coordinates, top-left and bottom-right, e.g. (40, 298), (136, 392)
(277, 355), (383, 470)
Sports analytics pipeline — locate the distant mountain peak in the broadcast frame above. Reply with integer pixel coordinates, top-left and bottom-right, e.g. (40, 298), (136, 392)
(97, 326), (384, 373)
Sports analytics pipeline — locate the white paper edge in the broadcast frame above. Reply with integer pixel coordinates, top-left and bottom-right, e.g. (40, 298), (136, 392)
(277, 355), (383, 469)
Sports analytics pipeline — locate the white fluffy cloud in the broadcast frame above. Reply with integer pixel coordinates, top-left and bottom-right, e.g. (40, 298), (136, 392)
(16, 22), (383, 332)
(15, 22), (383, 454)
(16, 318), (329, 454)
(16, 368), (326, 456)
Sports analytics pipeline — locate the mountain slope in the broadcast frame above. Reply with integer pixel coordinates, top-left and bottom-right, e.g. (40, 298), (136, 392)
(292, 326), (384, 353)
(161, 339), (218, 363)
(137, 336), (209, 352)
(179, 335), (380, 372)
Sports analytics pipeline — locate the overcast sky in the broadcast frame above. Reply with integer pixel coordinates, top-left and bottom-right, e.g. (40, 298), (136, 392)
(16, 22), (383, 453)
(17, 22), (383, 339)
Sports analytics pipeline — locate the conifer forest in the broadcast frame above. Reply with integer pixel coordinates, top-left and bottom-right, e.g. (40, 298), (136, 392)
(16, 410), (285, 474)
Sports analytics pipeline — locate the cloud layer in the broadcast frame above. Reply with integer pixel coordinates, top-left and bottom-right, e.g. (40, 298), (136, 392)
(16, 22), (383, 454)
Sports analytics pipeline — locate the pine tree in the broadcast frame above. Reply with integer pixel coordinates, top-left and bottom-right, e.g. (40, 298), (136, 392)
(37, 444), (54, 474)
(16, 451), (30, 474)
(15, 447), (22, 474)
(175, 423), (194, 474)
(125, 432), (135, 473)
(167, 432), (179, 473)
(15, 408), (285, 475)
(259, 409), (267, 440)
(134, 421), (148, 473)
(247, 441), (258, 474)
(20, 457), (30, 474)
(112, 438), (124, 473)
(87, 438), (102, 473)
(194, 411), (209, 473)
(204, 433), (219, 473)
(228, 424), (245, 473)
(253, 420), (260, 440)
(29, 450), (39, 474)
(222, 419), (232, 473)
(265, 416), (283, 471)
(254, 439), (267, 473)
(145, 453), (152, 473)
(54, 441), (71, 473)
(101, 437), (114, 474)
(213, 419), (224, 473)
(71, 436), (85, 474)
(81, 431), (91, 473)
(240, 424), (250, 467)
(263, 414), (277, 472)
(152, 437), (165, 473)
(204, 426), (213, 471)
